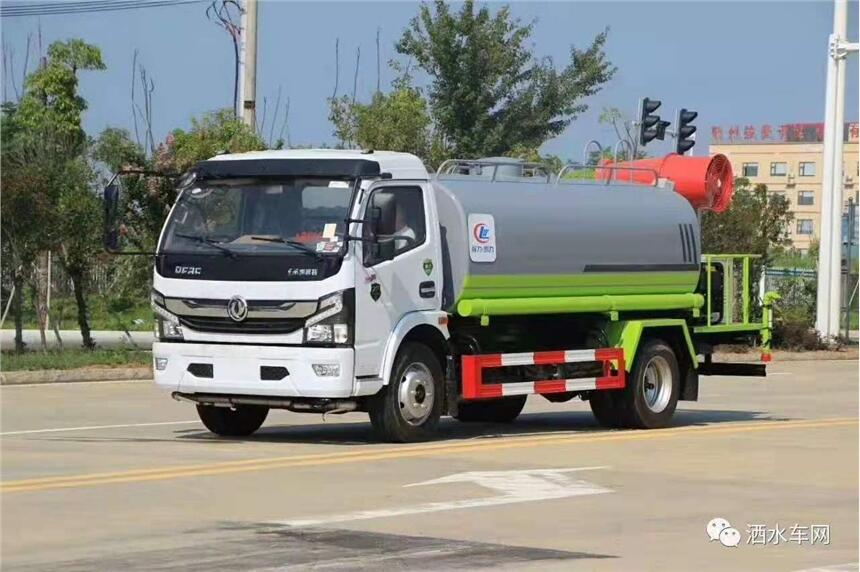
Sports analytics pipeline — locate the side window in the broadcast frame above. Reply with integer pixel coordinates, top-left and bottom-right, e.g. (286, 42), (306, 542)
(363, 187), (426, 266)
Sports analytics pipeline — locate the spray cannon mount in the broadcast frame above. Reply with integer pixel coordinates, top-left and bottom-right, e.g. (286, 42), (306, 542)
(595, 154), (734, 213)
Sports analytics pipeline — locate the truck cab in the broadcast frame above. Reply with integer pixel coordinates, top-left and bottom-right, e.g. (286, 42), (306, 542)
(132, 150), (449, 440)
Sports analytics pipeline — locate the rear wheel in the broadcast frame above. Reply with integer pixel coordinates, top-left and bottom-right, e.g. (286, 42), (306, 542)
(588, 338), (679, 429)
(196, 404), (268, 437)
(620, 339), (680, 428)
(368, 342), (443, 442)
(588, 390), (624, 428)
(454, 395), (527, 423)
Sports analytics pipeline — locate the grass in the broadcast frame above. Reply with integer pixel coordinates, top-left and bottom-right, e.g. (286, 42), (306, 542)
(1, 348), (151, 371)
(1, 295), (153, 332)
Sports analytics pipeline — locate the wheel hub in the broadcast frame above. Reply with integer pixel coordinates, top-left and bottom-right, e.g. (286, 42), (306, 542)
(398, 363), (435, 426)
(642, 355), (672, 413)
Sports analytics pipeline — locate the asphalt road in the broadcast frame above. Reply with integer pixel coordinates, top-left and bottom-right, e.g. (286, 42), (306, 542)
(1, 359), (857, 571)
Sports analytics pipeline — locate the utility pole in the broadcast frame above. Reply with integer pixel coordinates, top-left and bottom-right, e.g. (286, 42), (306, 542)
(237, 1), (246, 118)
(816, 0), (858, 339)
(241, 0), (258, 129)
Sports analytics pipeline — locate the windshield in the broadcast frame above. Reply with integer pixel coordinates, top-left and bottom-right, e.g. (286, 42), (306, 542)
(160, 177), (353, 256)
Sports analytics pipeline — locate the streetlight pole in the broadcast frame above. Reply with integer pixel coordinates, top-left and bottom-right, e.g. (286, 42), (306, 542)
(816, 0), (857, 339)
(241, 0), (258, 129)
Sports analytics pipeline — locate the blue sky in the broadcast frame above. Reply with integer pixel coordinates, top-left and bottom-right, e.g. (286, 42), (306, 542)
(2, 1), (857, 160)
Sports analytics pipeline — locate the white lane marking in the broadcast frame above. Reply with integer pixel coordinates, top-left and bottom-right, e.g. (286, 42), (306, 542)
(0, 379), (149, 388)
(793, 564), (858, 572)
(274, 466), (611, 527)
(0, 420), (199, 436)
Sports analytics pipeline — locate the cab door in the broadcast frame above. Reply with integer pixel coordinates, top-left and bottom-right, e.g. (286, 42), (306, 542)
(353, 181), (441, 377)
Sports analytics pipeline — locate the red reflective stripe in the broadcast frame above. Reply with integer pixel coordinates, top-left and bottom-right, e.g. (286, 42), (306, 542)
(460, 355), (482, 400)
(595, 374), (625, 390)
(532, 351), (566, 365)
(479, 354), (503, 367)
(534, 379), (568, 394)
(594, 347), (623, 361)
(462, 347), (626, 400)
(479, 384), (504, 398)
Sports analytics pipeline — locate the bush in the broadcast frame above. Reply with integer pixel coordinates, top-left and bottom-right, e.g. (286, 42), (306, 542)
(772, 306), (824, 351)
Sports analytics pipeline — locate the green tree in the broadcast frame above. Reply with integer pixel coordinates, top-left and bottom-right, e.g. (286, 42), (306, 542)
(396, 1), (615, 158)
(2, 40), (106, 350)
(701, 178), (793, 259)
(158, 108), (265, 172)
(701, 178), (793, 317)
(329, 75), (438, 162)
(55, 158), (102, 348)
(505, 144), (564, 177)
(1, 109), (64, 350)
(16, 39), (105, 146)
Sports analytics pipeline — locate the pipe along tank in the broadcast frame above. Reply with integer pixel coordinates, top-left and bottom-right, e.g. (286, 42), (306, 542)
(432, 156), (731, 317)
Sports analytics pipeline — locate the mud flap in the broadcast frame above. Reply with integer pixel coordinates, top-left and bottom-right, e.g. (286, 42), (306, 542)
(698, 362), (766, 377)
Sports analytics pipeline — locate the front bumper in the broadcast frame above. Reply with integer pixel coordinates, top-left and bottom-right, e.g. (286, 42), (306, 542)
(153, 342), (357, 398)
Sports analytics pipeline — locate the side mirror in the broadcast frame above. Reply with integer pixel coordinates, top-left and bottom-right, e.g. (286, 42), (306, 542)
(103, 179), (121, 252)
(370, 193), (397, 236)
(363, 193), (398, 265)
(102, 169), (171, 256)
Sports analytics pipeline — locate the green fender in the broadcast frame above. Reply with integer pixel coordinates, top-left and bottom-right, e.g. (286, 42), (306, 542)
(605, 319), (698, 372)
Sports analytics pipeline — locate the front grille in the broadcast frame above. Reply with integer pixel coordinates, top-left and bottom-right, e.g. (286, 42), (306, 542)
(179, 316), (305, 334)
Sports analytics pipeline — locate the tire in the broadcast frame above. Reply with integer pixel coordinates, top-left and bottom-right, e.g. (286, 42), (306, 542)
(588, 390), (624, 428)
(368, 342), (444, 442)
(618, 338), (680, 429)
(196, 404), (268, 437)
(454, 395), (527, 423)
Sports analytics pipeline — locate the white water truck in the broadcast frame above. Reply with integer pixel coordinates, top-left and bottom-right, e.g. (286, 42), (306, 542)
(104, 149), (777, 442)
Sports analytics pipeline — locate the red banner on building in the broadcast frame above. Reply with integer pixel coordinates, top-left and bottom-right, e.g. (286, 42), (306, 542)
(710, 122), (859, 143)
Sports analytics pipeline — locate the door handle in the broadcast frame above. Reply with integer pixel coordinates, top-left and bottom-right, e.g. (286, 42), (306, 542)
(419, 281), (436, 298)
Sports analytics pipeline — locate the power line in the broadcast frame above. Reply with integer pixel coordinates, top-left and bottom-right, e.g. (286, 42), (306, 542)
(1, 0), (206, 18)
(1, 0), (204, 17)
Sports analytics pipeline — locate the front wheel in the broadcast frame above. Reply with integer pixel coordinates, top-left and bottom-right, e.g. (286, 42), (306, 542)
(368, 342), (443, 442)
(196, 404), (269, 437)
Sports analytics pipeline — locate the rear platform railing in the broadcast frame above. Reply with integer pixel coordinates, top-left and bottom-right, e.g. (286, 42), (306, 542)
(698, 253), (779, 361)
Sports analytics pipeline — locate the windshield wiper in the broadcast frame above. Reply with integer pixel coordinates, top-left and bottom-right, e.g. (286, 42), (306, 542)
(249, 236), (323, 260)
(175, 233), (237, 258)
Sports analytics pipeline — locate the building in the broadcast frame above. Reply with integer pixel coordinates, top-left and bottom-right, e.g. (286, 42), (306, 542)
(709, 122), (859, 254)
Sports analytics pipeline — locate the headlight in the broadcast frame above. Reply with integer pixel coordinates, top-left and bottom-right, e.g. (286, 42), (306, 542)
(304, 289), (354, 345)
(151, 290), (183, 340)
(305, 292), (344, 327)
(151, 289), (165, 308)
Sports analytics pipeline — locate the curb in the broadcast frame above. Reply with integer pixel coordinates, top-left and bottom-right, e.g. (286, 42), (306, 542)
(715, 350), (859, 363)
(0, 367), (152, 386)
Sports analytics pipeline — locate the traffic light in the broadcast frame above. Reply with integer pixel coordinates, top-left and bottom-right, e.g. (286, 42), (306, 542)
(638, 97), (663, 146)
(676, 108), (698, 154)
(656, 119), (671, 141)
